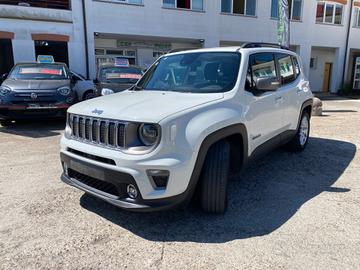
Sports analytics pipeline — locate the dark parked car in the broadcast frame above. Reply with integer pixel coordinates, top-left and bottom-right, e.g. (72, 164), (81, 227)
(0, 62), (76, 126)
(95, 64), (144, 96)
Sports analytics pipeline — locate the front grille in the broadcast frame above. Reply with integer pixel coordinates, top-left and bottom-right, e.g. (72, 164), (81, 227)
(70, 114), (126, 148)
(68, 168), (119, 197)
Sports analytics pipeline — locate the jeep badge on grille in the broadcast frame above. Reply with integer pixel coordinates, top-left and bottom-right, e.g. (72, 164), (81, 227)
(91, 109), (103, 115)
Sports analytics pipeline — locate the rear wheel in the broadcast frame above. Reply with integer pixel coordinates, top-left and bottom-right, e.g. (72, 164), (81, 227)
(286, 112), (310, 152)
(200, 140), (230, 214)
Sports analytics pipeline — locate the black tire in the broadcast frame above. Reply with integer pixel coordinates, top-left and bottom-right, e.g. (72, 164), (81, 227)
(0, 120), (12, 127)
(83, 90), (96, 100)
(200, 140), (230, 214)
(286, 111), (310, 152)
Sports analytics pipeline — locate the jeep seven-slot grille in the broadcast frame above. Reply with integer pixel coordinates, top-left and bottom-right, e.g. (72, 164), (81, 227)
(70, 115), (126, 148)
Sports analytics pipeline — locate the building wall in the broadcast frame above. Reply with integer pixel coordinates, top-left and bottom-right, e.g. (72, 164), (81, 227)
(0, 0), (86, 76)
(309, 48), (336, 92)
(84, 0), (360, 92)
(1, 0), (360, 92)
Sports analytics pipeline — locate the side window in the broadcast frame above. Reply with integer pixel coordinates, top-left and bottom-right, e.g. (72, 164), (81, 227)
(246, 52), (278, 91)
(277, 53), (296, 84)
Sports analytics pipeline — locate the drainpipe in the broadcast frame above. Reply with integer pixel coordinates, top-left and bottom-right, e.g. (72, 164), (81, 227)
(342, 0), (354, 87)
(81, 0), (90, 79)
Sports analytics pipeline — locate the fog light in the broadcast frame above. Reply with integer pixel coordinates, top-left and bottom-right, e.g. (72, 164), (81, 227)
(127, 184), (138, 199)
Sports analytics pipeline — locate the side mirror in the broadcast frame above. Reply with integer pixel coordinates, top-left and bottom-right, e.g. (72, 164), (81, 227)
(70, 76), (77, 84)
(255, 77), (280, 91)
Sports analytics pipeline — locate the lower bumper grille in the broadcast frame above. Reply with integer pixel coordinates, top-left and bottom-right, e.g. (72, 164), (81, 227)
(68, 168), (119, 197)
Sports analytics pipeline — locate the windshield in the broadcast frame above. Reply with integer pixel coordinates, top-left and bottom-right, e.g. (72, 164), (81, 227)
(9, 64), (69, 80)
(136, 52), (241, 93)
(99, 67), (143, 84)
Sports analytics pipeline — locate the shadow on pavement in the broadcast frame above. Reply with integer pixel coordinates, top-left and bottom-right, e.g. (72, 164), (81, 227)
(0, 119), (65, 138)
(80, 137), (356, 243)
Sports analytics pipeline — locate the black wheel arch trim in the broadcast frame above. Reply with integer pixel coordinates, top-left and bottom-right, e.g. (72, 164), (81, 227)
(181, 123), (249, 206)
(297, 98), (313, 129)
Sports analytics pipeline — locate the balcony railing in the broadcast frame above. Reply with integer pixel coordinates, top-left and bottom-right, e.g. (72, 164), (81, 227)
(0, 0), (71, 10)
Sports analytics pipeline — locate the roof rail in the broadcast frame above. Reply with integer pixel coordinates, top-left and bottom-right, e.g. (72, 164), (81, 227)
(167, 48), (198, 54)
(241, 43), (289, 50)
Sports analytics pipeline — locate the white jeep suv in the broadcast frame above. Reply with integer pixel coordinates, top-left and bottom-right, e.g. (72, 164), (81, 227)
(60, 44), (313, 214)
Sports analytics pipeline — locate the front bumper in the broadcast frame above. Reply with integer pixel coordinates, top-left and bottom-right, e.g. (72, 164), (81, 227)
(60, 152), (189, 212)
(0, 104), (70, 120)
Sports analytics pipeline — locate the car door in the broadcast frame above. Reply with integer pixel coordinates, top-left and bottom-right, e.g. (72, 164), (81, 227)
(244, 52), (286, 155)
(276, 54), (303, 131)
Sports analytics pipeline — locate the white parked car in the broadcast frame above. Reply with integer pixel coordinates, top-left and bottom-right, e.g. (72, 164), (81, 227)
(70, 71), (97, 101)
(60, 44), (313, 214)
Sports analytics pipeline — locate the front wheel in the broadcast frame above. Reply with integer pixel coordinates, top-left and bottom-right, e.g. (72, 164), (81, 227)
(199, 140), (230, 214)
(0, 120), (12, 127)
(286, 112), (310, 152)
(83, 91), (96, 100)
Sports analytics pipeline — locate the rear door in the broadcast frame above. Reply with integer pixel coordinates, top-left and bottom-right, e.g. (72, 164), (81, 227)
(276, 54), (302, 131)
(245, 52), (286, 154)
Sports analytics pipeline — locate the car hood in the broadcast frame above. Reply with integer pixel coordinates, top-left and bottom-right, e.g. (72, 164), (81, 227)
(2, 79), (70, 91)
(99, 82), (133, 92)
(68, 90), (224, 123)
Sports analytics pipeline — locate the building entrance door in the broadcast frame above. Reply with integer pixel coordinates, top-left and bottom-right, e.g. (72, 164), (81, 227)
(353, 57), (360, 90)
(322, 63), (332, 92)
(35, 40), (69, 66)
(0, 39), (14, 75)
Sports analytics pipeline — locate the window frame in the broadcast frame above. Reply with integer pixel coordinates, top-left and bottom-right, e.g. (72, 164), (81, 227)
(316, 1), (344, 25)
(104, 0), (144, 5)
(221, 0), (257, 17)
(354, 7), (360, 28)
(163, 0), (204, 11)
(270, 0), (303, 21)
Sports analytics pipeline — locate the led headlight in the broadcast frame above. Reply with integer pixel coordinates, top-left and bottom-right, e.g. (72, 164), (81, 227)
(138, 123), (160, 146)
(58, 86), (71, 96)
(101, 88), (114, 96)
(0, 86), (11, 96)
(64, 113), (72, 139)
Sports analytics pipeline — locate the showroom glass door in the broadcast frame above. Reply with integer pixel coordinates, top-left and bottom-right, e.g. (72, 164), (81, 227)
(353, 57), (360, 90)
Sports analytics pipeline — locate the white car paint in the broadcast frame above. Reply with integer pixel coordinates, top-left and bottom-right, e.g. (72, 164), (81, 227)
(60, 46), (313, 203)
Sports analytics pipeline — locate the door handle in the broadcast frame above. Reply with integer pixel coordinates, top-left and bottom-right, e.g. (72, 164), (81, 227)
(275, 96), (283, 102)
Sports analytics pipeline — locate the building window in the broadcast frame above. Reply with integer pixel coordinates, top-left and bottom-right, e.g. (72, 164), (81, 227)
(221, 0), (256, 16)
(113, 0), (143, 4)
(0, 0), (70, 10)
(163, 0), (203, 11)
(354, 7), (360, 28)
(316, 1), (343, 25)
(271, 0), (302, 21)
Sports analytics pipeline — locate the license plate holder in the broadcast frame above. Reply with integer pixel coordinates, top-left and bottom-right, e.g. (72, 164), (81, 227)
(69, 159), (105, 181)
(26, 103), (55, 110)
